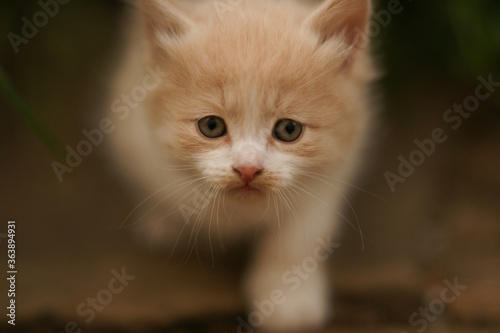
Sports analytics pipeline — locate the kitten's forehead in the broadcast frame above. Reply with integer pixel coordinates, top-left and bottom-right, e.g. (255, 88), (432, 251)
(166, 1), (344, 86)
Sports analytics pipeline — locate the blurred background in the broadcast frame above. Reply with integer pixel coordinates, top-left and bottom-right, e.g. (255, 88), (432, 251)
(1, 0), (499, 332)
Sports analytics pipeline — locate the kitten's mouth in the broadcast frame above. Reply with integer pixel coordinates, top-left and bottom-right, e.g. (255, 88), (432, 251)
(239, 184), (258, 192)
(230, 183), (262, 197)
(233, 183), (259, 192)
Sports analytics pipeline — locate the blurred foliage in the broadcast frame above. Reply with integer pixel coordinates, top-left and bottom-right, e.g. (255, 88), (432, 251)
(0, 67), (64, 156)
(375, 0), (500, 124)
(0, 0), (123, 155)
(378, 0), (500, 80)
(447, 0), (500, 77)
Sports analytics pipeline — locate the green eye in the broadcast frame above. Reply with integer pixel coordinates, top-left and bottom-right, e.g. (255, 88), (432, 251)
(274, 119), (303, 142)
(198, 116), (227, 138)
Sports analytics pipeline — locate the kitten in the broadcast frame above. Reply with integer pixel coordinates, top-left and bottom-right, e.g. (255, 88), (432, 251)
(109, 0), (375, 330)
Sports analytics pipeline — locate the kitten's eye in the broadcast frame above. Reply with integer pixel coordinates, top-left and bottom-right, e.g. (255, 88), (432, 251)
(273, 119), (303, 142)
(198, 116), (227, 138)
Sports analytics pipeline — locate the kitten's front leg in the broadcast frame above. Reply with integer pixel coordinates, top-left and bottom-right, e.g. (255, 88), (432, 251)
(245, 200), (341, 332)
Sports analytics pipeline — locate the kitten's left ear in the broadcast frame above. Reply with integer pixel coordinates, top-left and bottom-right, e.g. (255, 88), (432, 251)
(305, 0), (371, 62)
(137, 0), (193, 53)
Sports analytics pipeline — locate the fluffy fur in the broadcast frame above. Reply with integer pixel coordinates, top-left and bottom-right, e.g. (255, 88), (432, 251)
(109, 0), (375, 330)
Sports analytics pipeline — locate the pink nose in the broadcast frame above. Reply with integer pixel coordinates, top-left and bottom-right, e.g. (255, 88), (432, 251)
(233, 166), (263, 183)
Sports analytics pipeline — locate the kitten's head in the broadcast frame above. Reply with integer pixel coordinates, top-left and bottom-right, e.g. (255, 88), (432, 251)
(138, 0), (373, 200)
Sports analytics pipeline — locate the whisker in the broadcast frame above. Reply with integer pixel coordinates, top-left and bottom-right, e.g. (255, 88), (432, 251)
(133, 176), (209, 229)
(154, 164), (198, 172)
(290, 181), (357, 234)
(261, 191), (272, 217)
(271, 192), (283, 253)
(119, 174), (201, 229)
(208, 187), (221, 268)
(280, 187), (300, 226)
(300, 171), (385, 202)
(290, 180), (378, 250)
(149, 179), (211, 226)
(216, 189), (223, 240)
(160, 182), (212, 268)
(180, 184), (217, 268)
(282, 186), (306, 247)
(295, 177), (365, 250)
(222, 191), (233, 222)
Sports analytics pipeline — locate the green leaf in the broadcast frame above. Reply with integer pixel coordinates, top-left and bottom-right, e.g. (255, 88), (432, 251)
(0, 66), (65, 158)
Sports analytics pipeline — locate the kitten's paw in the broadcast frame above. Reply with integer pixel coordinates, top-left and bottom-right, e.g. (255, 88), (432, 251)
(247, 269), (330, 332)
(264, 286), (329, 332)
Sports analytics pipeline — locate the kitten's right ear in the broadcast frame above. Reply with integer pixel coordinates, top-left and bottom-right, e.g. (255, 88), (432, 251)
(305, 0), (371, 65)
(137, 0), (192, 53)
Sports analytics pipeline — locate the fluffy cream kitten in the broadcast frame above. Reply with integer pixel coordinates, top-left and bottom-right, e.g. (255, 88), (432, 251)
(110, 0), (375, 330)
